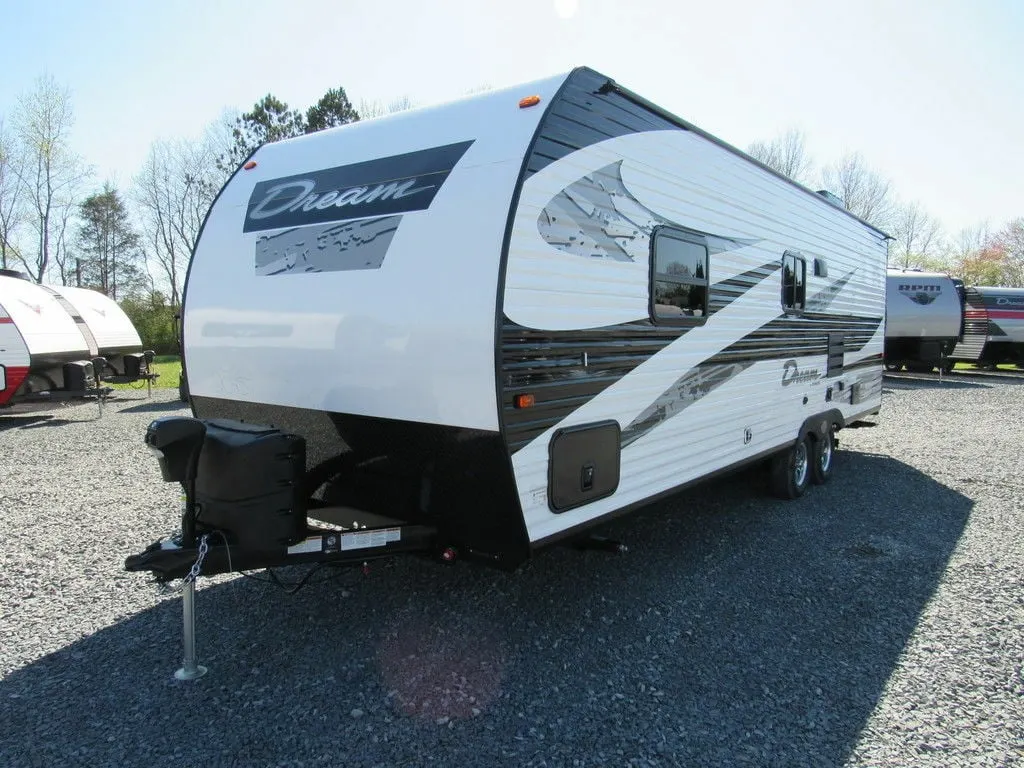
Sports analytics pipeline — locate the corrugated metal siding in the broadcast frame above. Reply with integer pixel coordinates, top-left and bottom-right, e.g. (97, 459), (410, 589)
(951, 289), (988, 360)
(500, 69), (887, 543)
(525, 69), (678, 179)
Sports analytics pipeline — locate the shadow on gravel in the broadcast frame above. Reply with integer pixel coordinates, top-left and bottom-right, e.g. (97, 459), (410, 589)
(118, 399), (190, 415)
(0, 451), (971, 768)
(884, 371), (1024, 390)
(883, 375), (991, 392)
(0, 414), (78, 431)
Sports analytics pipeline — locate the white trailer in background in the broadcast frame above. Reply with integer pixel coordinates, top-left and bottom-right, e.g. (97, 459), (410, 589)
(883, 269), (964, 372)
(0, 272), (100, 407)
(127, 65), (889, 601)
(0, 271), (155, 408)
(47, 284), (156, 383)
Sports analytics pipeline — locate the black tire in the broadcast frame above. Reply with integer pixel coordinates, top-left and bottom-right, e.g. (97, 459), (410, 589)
(809, 427), (835, 485)
(884, 362), (902, 372)
(770, 436), (812, 500)
(906, 363), (934, 373)
(178, 371), (189, 402)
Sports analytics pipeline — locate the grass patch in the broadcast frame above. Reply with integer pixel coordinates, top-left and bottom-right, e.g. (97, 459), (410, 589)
(107, 358), (181, 391)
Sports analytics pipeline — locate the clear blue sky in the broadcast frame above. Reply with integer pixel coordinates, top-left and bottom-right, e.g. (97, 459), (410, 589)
(2, 0), (1021, 237)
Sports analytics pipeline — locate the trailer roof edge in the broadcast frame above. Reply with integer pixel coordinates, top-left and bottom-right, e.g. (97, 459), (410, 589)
(582, 67), (893, 242)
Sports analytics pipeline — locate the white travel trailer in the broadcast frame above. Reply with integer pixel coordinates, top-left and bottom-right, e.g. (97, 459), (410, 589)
(950, 285), (1024, 368)
(46, 284), (156, 382)
(883, 269), (964, 372)
(0, 272), (102, 407)
(126, 67), (888, 589)
(0, 272), (154, 407)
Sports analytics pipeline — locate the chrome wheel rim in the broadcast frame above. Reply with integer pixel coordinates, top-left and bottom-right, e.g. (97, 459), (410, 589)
(819, 434), (833, 473)
(794, 441), (809, 487)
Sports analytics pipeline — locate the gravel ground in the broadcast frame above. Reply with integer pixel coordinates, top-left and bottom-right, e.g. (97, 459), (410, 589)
(0, 375), (1022, 768)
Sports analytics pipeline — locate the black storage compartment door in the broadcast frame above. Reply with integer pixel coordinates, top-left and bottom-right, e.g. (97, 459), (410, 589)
(548, 420), (621, 513)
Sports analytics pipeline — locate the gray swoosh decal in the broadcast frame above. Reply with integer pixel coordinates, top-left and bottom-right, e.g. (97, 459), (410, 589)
(621, 361), (753, 447)
(620, 269), (863, 447)
(537, 161), (757, 262)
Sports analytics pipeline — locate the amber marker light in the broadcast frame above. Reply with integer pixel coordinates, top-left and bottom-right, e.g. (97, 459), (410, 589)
(243, 160), (258, 170)
(518, 95), (541, 108)
(513, 393), (535, 409)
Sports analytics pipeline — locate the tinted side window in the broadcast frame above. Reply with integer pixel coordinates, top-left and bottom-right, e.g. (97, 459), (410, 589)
(782, 251), (806, 311)
(652, 231), (709, 321)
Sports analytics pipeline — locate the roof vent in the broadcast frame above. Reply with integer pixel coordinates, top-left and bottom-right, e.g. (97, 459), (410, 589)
(815, 190), (846, 209)
(0, 268), (31, 280)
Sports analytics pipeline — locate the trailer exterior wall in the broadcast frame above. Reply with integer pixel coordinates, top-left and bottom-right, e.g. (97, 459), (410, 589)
(0, 276), (90, 363)
(51, 285), (143, 355)
(184, 74), (566, 431)
(951, 286), (1024, 364)
(0, 300), (31, 405)
(975, 287), (1024, 344)
(500, 69), (887, 545)
(183, 74), (570, 565)
(884, 271), (962, 341)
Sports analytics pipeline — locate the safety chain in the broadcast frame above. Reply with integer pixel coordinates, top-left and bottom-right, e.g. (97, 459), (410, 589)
(157, 534), (210, 596)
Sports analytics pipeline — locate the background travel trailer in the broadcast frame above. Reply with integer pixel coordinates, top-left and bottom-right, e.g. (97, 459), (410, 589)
(883, 269), (964, 372)
(129, 66), (888, 585)
(0, 271), (153, 407)
(48, 284), (155, 382)
(949, 285), (1024, 368)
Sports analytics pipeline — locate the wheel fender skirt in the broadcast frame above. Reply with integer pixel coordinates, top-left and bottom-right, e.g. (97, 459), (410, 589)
(798, 410), (843, 443)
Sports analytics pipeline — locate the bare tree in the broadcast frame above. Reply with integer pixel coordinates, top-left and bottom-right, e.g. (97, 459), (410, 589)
(890, 201), (943, 268)
(746, 128), (813, 184)
(49, 197), (77, 285)
(13, 74), (90, 282)
(819, 152), (893, 230)
(0, 119), (26, 271)
(944, 222), (992, 265)
(134, 127), (226, 306)
(357, 95), (416, 120)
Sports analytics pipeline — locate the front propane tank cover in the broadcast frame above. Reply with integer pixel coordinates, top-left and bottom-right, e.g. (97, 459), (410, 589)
(193, 419), (307, 552)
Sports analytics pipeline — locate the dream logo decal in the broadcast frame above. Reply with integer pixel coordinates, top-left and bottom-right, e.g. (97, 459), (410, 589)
(244, 140), (474, 233)
(247, 140), (474, 276)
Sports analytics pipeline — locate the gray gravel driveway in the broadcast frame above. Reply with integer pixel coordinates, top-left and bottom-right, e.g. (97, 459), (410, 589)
(0, 374), (1021, 767)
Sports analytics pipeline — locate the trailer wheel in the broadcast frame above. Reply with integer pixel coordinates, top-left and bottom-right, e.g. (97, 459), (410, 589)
(884, 363), (902, 372)
(770, 436), (811, 500)
(809, 427), (835, 485)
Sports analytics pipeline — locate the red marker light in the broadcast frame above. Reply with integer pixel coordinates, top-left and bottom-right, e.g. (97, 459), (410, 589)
(513, 393), (535, 409)
(519, 95), (541, 109)
(243, 160), (257, 170)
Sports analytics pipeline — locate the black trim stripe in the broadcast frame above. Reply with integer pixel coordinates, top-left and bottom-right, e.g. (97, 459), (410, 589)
(950, 288), (988, 361)
(501, 262), (784, 453)
(618, 312), (882, 447)
(525, 68), (681, 179)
